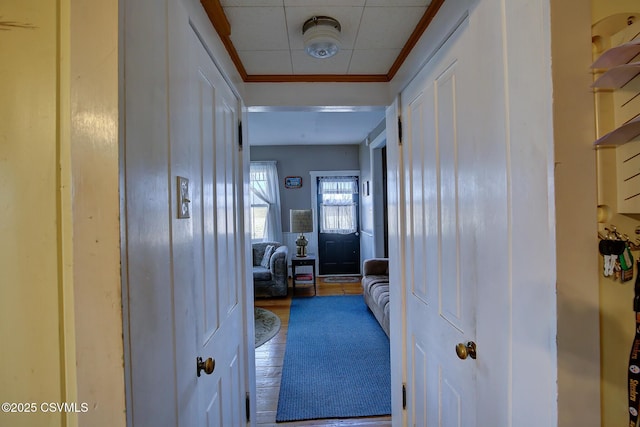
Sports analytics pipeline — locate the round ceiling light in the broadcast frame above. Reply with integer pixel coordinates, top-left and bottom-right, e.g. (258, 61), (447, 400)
(302, 16), (341, 59)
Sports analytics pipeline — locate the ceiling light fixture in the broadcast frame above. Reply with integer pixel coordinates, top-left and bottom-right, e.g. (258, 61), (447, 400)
(302, 16), (341, 59)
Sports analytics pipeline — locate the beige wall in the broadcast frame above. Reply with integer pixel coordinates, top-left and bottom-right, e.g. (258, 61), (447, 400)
(69, 0), (125, 425)
(0, 2), (65, 425)
(0, 1), (125, 426)
(552, 0), (601, 425)
(553, 1), (640, 425)
(592, 2), (640, 426)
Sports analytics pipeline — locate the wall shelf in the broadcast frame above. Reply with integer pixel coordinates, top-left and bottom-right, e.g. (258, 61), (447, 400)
(591, 38), (640, 69)
(592, 62), (640, 88)
(592, 32), (640, 212)
(592, 35), (640, 148)
(594, 115), (640, 146)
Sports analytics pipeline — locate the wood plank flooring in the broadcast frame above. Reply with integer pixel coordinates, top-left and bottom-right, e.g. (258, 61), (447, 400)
(254, 278), (392, 427)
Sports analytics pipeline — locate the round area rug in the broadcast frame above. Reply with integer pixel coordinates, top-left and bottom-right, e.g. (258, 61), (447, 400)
(254, 307), (281, 348)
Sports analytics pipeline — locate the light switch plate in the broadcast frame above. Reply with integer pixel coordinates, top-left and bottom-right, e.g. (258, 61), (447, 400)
(177, 176), (190, 219)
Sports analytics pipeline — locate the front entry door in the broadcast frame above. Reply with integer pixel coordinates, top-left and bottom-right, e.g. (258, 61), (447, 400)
(317, 176), (360, 275)
(401, 18), (478, 427)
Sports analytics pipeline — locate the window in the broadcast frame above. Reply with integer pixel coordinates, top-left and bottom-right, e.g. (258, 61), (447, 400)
(318, 177), (358, 234)
(249, 190), (269, 241)
(249, 162), (282, 242)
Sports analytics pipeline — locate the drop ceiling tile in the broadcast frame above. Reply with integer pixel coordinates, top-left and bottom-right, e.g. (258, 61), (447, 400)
(285, 0), (365, 6)
(225, 7), (290, 51)
(221, 0), (283, 6)
(238, 50), (293, 74)
(364, 0), (431, 6)
(348, 48), (400, 74)
(285, 6), (364, 51)
(354, 6), (426, 49)
(291, 49), (352, 74)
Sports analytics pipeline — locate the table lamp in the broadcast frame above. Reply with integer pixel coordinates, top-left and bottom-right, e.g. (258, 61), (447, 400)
(290, 209), (313, 257)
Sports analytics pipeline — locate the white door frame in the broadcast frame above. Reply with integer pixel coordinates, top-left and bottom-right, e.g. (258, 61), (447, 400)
(368, 131), (388, 258)
(385, 98), (407, 427)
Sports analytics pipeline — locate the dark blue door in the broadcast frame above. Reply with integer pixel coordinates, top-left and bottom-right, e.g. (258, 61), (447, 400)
(316, 176), (360, 275)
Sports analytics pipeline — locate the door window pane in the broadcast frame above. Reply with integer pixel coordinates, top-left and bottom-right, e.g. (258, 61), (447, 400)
(318, 177), (358, 234)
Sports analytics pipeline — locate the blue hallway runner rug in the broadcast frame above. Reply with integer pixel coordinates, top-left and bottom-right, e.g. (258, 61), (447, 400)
(276, 295), (391, 422)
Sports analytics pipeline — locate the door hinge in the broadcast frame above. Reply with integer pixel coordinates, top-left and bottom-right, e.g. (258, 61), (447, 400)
(245, 393), (250, 422)
(397, 116), (403, 145)
(238, 121), (243, 151)
(402, 383), (407, 410)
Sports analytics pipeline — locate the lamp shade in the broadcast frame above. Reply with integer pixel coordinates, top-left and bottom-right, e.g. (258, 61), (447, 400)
(290, 209), (313, 233)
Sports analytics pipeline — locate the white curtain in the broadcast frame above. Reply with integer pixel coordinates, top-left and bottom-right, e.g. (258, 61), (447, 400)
(250, 161), (282, 242)
(318, 177), (358, 234)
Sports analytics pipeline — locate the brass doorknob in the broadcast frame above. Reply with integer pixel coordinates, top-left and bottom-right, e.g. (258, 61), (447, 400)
(455, 341), (477, 360)
(197, 356), (215, 377)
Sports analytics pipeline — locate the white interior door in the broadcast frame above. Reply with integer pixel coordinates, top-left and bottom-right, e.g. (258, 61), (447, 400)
(398, 0), (557, 424)
(193, 31), (245, 426)
(401, 18), (479, 427)
(172, 22), (247, 426)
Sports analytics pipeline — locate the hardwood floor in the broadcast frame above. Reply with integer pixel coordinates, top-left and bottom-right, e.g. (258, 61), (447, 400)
(253, 278), (392, 427)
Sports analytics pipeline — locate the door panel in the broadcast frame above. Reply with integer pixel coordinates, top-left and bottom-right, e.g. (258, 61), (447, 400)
(173, 25), (246, 427)
(403, 18), (476, 427)
(205, 384), (221, 427)
(318, 237), (360, 274)
(441, 373), (462, 426)
(437, 64), (464, 331)
(412, 339), (428, 426)
(199, 67), (221, 343)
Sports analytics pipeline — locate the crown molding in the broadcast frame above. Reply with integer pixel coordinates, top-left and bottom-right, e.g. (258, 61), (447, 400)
(387, 0), (445, 80)
(201, 0), (445, 84)
(245, 74), (389, 83)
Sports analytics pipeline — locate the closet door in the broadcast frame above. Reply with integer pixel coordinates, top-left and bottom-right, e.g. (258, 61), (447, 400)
(401, 18), (479, 427)
(168, 12), (248, 426)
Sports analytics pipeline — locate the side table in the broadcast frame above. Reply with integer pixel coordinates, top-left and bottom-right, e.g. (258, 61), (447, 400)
(291, 255), (316, 296)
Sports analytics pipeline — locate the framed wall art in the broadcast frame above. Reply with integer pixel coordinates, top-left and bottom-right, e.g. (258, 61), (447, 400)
(284, 176), (302, 189)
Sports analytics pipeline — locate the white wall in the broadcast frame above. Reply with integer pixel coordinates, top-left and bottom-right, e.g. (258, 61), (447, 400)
(359, 120), (387, 264)
(245, 82), (389, 108)
(359, 139), (375, 263)
(501, 1), (558, 423)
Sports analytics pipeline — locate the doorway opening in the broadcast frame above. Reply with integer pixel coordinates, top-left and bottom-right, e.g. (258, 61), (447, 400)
(250, 142), (392, 426)
(370, 141), (389, 258)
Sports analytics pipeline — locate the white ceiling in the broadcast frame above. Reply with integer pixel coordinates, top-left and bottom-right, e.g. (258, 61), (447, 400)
(247, 108), (385, 146)
(218, 1), (434, 146)
(220, 0), (433, 76)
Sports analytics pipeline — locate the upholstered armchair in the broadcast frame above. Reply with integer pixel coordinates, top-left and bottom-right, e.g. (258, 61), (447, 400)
(252, 241), (289, 297)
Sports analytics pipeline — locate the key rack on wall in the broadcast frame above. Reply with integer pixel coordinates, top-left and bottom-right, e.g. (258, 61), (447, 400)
(598, 224), (639, 281)
(598, 224), (640, 249)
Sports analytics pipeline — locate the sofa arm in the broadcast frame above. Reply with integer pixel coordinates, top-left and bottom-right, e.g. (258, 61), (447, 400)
(363, 258), (389, 276)
(270, 246), (289, 281)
